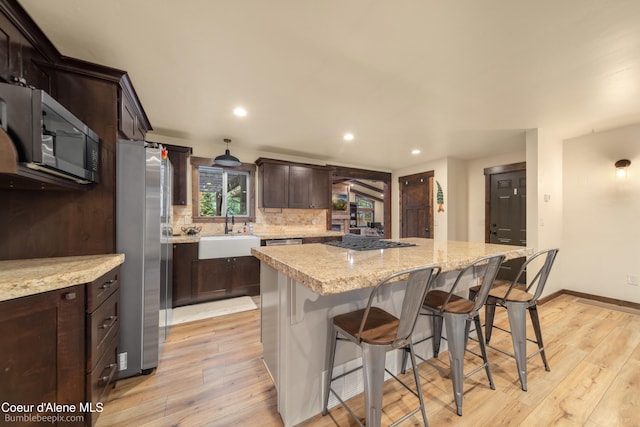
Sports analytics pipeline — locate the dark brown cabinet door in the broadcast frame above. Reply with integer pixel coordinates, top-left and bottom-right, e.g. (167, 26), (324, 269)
(194, 258), (233, 300)
(260, 162), (289, 208)
(172, 243), (198, 307)
(0, 286), (85, 426)
(165, 144), (192, 205)
(288, 165), (312, 208)
(288, 166), (331, 209)
(118, 80), (150, 141)
(230, 256), (260, 295)
(189, 255), (260, 303)
(310, 168), (331, 209)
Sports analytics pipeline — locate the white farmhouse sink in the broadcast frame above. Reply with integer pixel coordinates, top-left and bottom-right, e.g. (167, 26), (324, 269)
(198, 234), (261, 259)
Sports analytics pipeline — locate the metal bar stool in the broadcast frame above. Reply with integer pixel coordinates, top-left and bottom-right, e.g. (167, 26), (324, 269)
(403, 254), (505, 416)
(322, 264), (441, 427)
(470, 248), (559, 391)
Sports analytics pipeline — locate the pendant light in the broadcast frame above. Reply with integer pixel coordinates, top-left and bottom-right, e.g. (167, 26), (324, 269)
(214, 138), (241, 166)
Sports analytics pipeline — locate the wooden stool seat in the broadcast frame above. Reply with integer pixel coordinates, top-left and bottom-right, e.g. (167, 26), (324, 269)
(333, 307), (399, 345)
(424, 290), (475, 314)
(488, 283), (532, 302)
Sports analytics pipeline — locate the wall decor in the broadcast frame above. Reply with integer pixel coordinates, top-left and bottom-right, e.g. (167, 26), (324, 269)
(332, 193), (348, 211)
(436, 180), (445, 212)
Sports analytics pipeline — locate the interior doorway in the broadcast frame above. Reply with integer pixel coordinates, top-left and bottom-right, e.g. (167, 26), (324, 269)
(330, 166), (391, 238)
(399, 171), (434, 238)
(485, 162), (526, 282)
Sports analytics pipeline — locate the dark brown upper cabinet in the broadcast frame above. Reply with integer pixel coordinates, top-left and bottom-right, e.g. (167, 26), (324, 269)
(163, 143), (192, 205)
(256, 158), (332, 209)
(119, 76), (152, 141)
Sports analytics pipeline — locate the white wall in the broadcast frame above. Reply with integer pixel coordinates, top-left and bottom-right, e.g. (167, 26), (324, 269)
(562, 124), (640, 303)
(447, 158), (468, 241)
(529, 129), (564, 296)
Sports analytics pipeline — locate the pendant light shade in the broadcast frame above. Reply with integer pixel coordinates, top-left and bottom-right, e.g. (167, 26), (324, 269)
(214, 138), (241, 166)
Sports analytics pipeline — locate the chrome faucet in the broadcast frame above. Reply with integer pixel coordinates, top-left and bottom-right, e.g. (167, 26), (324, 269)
(224, 208), (235, 234)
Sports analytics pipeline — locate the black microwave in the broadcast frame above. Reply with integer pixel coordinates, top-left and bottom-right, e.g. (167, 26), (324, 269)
(0, 82), (99, 184)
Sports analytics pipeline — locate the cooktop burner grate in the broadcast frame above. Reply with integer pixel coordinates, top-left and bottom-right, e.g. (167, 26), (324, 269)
(324, 237), (416, 251)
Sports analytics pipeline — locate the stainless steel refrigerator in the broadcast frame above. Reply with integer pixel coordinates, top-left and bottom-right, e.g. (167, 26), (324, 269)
(116, 139), (173, 379)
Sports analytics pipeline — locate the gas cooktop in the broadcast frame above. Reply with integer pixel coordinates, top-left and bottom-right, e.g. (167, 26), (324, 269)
(324, 237), (416, 251)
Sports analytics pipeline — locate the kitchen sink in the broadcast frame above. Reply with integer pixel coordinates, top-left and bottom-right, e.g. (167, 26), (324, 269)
(198, 234), (261, 259)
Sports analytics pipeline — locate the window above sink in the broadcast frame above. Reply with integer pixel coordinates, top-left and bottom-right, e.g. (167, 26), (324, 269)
(190, 156), (256, 223)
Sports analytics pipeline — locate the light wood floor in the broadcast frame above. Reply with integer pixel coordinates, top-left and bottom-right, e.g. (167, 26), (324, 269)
(96, 294), (640, 426)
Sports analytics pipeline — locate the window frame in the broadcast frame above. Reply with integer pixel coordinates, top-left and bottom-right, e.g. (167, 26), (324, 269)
(355, 195), (375, 227)
(190, 156), (256, 223)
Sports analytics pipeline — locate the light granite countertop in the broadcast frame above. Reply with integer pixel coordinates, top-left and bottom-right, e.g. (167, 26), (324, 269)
(0, 254), (125, 303)
(251, 238), (531, 295)
(170, 230), (344, 244)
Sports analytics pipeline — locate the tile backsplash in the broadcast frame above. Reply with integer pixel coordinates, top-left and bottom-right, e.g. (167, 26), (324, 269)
(172, 205), (327, 235)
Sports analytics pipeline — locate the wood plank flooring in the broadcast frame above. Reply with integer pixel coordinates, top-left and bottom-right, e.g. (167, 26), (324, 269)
(96, 294), (640, 426)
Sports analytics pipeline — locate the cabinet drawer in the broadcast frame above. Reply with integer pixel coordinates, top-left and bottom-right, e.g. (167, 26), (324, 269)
(87, 289), (119, 371)
(86, 334), (119, 425)
(87, 266), (120, 313)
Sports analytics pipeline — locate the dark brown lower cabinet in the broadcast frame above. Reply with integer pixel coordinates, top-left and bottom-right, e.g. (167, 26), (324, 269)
(0, 286), (85, 427)
(194, 256), (260, 302)
(0, 265), (121, 426)
(172, 243), (198, 307)
(85, 267), (121, 426)
(172, 242), (260, 306)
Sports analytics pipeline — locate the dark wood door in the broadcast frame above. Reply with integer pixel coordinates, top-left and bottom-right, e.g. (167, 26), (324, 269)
(486, 166), (526, 282)
(399, 171), (434, 238)
(489, 170), (526, 245)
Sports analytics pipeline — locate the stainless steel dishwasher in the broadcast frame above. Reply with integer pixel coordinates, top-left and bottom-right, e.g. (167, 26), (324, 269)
(264, 238), (303, 246)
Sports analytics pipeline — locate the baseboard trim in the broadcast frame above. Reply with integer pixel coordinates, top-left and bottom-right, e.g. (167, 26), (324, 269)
(540, 289), (640, 311)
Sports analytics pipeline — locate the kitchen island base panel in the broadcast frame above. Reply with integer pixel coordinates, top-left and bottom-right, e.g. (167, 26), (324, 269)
(260, 262), (477, 426)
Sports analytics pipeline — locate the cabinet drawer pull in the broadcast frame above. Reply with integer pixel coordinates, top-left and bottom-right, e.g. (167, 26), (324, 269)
(99, 363), (118, 385)
(64, 292), (77, 300)
(100, 279), (116, 290)
(100, 315), (118, 329)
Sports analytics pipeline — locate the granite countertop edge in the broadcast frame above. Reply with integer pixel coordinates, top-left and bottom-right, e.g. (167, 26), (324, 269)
(252, 240), (533, 296)
(0, 254), (125, 303)
(170, 230), (344, 243)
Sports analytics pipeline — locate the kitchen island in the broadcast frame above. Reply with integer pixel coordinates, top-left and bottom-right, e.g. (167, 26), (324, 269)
(251, 238), (531, 426)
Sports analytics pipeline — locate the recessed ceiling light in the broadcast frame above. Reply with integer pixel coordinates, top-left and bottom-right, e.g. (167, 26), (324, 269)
(233, 107), (247, 117)
(411, 149), (421, 155)
(343, 133), (354, 141)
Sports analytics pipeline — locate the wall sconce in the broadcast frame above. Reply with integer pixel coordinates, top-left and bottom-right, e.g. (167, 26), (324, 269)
(615, 159), (631, 178)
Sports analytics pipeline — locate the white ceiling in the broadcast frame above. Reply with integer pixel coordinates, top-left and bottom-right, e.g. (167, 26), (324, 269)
(18, 0), (640, 170)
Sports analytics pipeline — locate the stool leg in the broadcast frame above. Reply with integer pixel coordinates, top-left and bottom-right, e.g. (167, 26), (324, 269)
(408, 341), (429, 427)
(528, 304), (550, 371)
(362, 343), (386, 427)
(433, 314), (443, 357)
(400, 347), (409, 374)
(473, 315), (495, 390)
(322, 327), (338, 415)
(444, 313), (465, 416)
(484, 296), (497, 343)
(505, 301), (528, 391)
